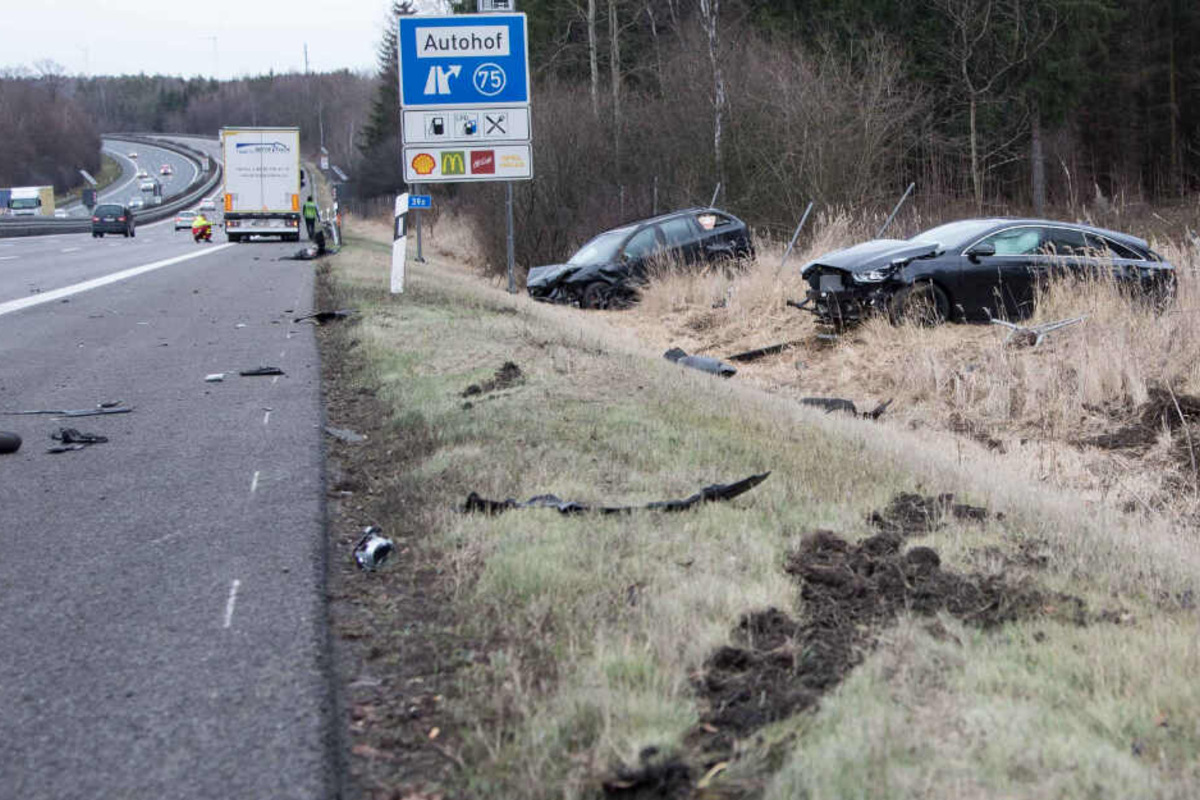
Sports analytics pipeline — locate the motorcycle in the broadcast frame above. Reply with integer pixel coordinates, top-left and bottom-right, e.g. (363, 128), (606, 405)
(192, 224), (212, 243)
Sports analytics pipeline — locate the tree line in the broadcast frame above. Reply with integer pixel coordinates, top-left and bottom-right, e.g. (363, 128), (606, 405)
(355, 0), (1200, 270)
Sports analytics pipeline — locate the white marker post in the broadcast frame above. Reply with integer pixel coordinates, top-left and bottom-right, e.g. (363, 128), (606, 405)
(392, 193), (409, 294)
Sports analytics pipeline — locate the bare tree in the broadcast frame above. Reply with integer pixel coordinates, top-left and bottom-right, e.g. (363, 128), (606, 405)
(610, 0), (622, 161)
(588, 0), (600, 117)
(929, 0), (1057, 210)
(697, 0), (727, 192)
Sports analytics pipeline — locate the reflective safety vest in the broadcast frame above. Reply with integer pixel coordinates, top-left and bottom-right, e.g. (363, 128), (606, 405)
(302, 201), (318, 220)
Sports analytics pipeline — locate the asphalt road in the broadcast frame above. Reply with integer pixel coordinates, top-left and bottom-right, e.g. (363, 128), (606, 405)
(0, 146), (335, 798)
(61, 138), (199, 218)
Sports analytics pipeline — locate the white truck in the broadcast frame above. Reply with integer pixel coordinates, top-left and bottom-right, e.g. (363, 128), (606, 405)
(6, 186), (55, 217)
(220, 127), (302, 242)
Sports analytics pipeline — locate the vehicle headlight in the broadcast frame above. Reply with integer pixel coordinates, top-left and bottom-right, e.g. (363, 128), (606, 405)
(851, 269), (893, 283)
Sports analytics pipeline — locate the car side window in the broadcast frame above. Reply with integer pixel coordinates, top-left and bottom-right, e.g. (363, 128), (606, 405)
(1084, 233), (1140, 259)
(623, 227), (661, 261)
(980, 227), (1042, 255)
(696, 212), (733, 232)
(1039, 227), (1087, 255)
(659, 216), (698, 247)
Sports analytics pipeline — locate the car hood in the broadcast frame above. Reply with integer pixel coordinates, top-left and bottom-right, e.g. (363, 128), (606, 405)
(526, 263), (578, 290)
(801, 239), (940, 276)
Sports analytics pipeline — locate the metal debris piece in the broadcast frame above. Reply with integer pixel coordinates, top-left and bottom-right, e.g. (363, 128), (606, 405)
(239, 366), (285, 376)
(205, 373), (226, 382)
(727, 341), (805, 363)
(354, 526), (395, 571)
(293, 309), (356, 325)
(463, 472), (771, 516)
(801, 397), (893, 420)
(52, 428), (108, 445)
(663, 347), (737, 378)
(4, 406), (133, 418)
(989, 316), (1087, 348)
(325, 426), (367, 444)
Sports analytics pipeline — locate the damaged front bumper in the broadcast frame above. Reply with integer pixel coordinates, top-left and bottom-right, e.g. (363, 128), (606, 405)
(802, 268), (897, 326)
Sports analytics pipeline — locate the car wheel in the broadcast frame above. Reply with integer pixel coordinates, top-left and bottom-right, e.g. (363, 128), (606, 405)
(581, 282), (609, 310)
(889, 282), (949, 326)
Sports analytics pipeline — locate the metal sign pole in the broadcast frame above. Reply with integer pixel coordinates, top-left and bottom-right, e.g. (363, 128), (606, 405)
(414, 183), (425, 262)
(779, 201), (814, 270)
(506, 182), (516, 293)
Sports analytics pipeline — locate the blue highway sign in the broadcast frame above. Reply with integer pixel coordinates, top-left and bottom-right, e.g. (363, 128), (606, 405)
(398, 14), (530, 109)
(408, 194), (432, 209)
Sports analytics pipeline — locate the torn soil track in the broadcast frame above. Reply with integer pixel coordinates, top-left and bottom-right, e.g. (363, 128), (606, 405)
(605, 493), (1115, 799)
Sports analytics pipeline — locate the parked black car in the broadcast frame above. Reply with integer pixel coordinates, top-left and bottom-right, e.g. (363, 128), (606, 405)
(800, 218), (1175, 326)
(527, 207), (755, 309)
(91, 203), (136, 238)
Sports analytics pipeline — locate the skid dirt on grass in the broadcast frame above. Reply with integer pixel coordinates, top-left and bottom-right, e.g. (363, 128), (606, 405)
(321, 219), (1200, 800)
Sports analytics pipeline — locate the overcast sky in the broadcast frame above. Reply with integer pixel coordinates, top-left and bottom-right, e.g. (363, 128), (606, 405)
(0, 0), (452, 79)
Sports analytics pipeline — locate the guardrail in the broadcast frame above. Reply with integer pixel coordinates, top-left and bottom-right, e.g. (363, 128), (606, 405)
(0, 135), (222, 238)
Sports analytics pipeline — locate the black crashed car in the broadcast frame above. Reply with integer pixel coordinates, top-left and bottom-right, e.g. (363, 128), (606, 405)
(91, 203), (136, 238)
(800, 218), (1175, 326)
(527, 207), (754, 309)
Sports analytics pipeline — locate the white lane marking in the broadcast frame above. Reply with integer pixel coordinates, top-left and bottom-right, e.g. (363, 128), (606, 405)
(0, 256), (16, 261)
(271, 376), (279, 385)
(0, 244), (234, 319)
(60, 247), (81, 253)
(223, 579), (241, 629)
(263, 410), (271, 425)
(250, 471), (260, 493)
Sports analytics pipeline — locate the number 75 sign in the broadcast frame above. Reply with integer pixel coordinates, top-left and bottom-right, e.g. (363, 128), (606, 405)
(398, 14), (531, 109)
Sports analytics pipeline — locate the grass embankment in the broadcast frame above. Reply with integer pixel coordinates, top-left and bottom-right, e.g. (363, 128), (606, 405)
(325, 219), (1200, 799)
(54, 153), (121, 208)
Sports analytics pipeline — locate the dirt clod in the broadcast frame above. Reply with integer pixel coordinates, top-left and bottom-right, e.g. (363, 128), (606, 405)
(1079, 386), (1200, 450)
(868, 492), (997, 536)
(461, 361), (524, 397)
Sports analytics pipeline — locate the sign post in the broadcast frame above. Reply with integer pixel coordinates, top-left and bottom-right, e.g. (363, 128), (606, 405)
(398, 12), (532, 292)
(392, 193), (409, 294)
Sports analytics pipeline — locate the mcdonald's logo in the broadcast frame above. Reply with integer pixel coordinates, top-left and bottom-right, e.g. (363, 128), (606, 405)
(441, 151), (466, 176)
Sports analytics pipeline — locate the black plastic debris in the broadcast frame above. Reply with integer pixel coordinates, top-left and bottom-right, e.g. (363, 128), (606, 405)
(463, 472), (770, 516)
(727, 341), (805, 363)
(801, 397), (893, 420)
(663, 347), (737, 378)
(239, 366), (285, 377)
(3, 406), (133, 418)
(47, 427), (108, 454)
(0, 432), (21, 454)
(325, 426), (367, 443)
(294, 309), (355, 325)
(354, 526), (395, 571)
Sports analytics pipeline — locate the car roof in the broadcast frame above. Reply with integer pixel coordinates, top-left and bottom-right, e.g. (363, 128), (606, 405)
(944, 217), (1149, 250)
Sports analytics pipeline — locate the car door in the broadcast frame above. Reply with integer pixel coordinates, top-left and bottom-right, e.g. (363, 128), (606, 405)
(620, 225), (666, 279)
(658, 215), (702, 266)
(1033, 226), (1089, 292)
(959, 225), (1043, 319)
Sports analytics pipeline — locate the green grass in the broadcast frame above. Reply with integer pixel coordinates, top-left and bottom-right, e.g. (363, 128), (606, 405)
(327, 221), (1200, 799)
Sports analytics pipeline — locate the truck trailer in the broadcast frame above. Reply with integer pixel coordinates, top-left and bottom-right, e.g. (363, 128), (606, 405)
(220, 127), (301, 242)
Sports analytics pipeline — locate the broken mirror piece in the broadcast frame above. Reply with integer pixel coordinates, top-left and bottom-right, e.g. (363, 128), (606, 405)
(354, 526), (395, 571)
(663, 348), (737, 378)
(463, 472), (770, 516)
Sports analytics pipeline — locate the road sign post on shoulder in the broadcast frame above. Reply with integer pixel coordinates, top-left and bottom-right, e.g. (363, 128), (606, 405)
(408, 195), (432, 209)
(392, 193), (408, 295)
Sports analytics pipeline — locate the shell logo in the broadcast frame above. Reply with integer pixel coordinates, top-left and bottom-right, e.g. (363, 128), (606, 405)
(411, 153), (436, 176)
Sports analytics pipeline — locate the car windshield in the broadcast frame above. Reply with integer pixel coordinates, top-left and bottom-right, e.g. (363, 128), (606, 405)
(10, 198), (39, 209)
(910, 220), (998, 251)
(568, 228), (630, 265)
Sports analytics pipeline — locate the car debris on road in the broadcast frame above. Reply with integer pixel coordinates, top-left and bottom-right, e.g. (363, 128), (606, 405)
(989, 315), (1087, 348)
(325, 426), (367, 444)
(462, 472), (770, 516)
(294, 309), (356, 325)
(3, 405), (134, 418)
(239, 366), (285, 377)
(0, 431), (22, 454)
(353, 526), (395, 571)
(47, 427), (108, 454)
(663, 348), (737, 378)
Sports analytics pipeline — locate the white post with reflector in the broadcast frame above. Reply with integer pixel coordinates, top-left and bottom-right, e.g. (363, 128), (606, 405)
(392, 193), (409, 294)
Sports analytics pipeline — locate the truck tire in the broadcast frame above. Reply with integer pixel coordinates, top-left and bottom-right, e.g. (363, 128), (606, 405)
(0, 431), (21, 454)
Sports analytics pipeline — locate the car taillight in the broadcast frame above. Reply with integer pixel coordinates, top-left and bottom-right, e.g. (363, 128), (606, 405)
(91, 217), (99, 222)
(118, 216), (126, 222)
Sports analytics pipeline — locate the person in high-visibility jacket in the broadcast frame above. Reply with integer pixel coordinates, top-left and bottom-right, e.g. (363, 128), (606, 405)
(191, 212), (212, 241)
(302, 196), (319, 239)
